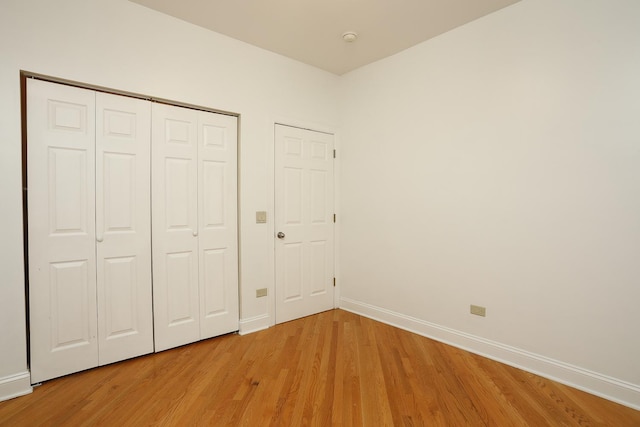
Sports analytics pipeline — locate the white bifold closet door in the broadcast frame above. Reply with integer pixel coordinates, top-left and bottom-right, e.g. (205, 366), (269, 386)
(152, 103), (238, 352)
(27, 79), (153, 383)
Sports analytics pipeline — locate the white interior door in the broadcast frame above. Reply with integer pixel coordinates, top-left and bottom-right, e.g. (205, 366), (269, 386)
(95, 92), (153, 365)
(275, 124), (335, 324)
(152, 103), (200, 351)
(197, 111), (239, 339)
(27, 79), (99, 383)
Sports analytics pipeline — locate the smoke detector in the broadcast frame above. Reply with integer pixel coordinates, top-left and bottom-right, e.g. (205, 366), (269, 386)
(342, 31), (358, 43)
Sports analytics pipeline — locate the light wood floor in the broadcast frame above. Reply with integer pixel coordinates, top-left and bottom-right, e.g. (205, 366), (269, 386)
(1, 309), (638, 426)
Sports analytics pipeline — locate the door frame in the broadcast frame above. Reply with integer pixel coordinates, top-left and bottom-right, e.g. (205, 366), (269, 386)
(268, 118), (341, 327)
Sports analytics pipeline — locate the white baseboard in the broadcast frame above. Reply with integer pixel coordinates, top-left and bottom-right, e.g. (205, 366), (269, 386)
(339, 297), (640, 411)
(238, 314), (271, 335)
(0, 371), (32, 402)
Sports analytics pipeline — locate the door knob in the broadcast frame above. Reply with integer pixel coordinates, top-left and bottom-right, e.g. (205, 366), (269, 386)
(277, 232), (285, 239)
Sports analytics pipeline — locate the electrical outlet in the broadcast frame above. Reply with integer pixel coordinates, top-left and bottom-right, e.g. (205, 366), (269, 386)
(470, 305), (486, 317)
(256, 288), (268, 298)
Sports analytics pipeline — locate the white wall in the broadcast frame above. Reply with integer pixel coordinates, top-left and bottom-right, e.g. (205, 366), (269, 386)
(0, 0), (339, 400)
(3, 0), (639, 411)
(339, 0), (640, 409)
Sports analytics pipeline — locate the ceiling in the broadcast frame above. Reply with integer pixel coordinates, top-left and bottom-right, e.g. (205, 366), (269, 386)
(130, 0), (520, 75)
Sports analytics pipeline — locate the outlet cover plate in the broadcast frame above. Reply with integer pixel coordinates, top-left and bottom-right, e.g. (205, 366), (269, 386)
(470, 305), (486, 317)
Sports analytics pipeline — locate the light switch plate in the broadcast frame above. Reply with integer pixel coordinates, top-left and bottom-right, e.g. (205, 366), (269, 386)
(256, 288), (268, 298)
(256, 211), (267, 224)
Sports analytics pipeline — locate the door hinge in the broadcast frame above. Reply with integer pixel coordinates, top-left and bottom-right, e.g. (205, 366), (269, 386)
(333, 213), (336, 223)
(333, 277), (336, 287)
(333, 149), (336, 159)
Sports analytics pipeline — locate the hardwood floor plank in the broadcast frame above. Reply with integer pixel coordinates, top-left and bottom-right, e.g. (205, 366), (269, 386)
(1, 309), (639, 426)
(357, 314), (395, 426)
(331, 319), (346, 426)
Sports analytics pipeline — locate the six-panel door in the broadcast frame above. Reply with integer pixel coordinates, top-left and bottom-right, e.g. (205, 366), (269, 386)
(275, 124), (335, 324)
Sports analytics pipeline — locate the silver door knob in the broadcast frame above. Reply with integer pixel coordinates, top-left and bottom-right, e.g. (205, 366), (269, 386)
(277, 232), (285, 239)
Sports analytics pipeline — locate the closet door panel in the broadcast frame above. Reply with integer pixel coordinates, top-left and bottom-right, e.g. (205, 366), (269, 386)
(96, 92), (153, 365)
(152, 103), (200, 351)
(198, 111), (239, 338)
(28, 79), (98, 383)
(165, 251), (198, 324)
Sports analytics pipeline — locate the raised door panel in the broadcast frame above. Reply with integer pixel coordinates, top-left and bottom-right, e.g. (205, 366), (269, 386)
(48, 261), (93, 350)
(198, 111), (239, 338)
(283, 243), (304, 302)
(284, 166), (304, 226)
(202, 248), (227, 316)
(47, 148), (89, 235)
(165, 251), (198, 326)
(27, 79), (98, 383)
(275, 125), (334, 324)
(152, 103), (200, 351)
(95, 92), (153, 364)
